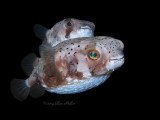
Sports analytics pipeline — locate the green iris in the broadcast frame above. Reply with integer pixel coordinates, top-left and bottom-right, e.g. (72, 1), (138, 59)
(90, 52), (97, 58)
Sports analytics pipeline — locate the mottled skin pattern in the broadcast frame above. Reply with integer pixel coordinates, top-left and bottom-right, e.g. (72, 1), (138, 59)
(27, 36), (124, 91)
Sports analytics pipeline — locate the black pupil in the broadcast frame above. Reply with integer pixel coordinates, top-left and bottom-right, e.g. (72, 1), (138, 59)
(67, 22), (72, 27)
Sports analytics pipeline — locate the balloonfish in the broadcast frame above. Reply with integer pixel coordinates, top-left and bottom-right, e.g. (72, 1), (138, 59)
(34, 18), (95, 47)
(10, 36), (124, 101)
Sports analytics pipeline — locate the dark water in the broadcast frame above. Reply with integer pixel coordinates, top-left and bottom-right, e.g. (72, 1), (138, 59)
(2, 2), (148, 117)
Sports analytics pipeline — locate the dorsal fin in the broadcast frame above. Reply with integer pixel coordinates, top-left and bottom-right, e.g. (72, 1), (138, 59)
(33, 24), (48, 41)
(21, 53), (38, 76)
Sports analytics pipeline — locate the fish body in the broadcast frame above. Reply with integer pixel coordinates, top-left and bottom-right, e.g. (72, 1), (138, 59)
(34, 18), (95, 47)
(11, 36), (124, 101)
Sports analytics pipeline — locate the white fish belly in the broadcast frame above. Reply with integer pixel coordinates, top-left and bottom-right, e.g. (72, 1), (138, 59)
(47, 74), (110, 94)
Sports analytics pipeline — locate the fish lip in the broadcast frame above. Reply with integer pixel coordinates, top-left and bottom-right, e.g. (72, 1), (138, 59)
(109, 56), (124, 61)
(80, 26), (91, 30)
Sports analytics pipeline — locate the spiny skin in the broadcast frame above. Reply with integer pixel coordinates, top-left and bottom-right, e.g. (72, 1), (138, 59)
(35, 18), (95, 47)
(29, 36), (124, 93)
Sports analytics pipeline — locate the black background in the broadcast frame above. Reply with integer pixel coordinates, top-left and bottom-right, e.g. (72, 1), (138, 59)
(2, 1), (151, 118)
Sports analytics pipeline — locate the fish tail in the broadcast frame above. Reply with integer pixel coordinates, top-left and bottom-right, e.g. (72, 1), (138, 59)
(10, 78), (45, 101)
(10, 79), (30, 101)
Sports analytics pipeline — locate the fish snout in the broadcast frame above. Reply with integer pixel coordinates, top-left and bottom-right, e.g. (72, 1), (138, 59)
(109, 53), (124, 62)
(81, 21), (95, 31)
(110, 39), (124, 61)
(116, 39), (124, 51)
(107, 52), (124, 71)
(106, 39), (125, 71)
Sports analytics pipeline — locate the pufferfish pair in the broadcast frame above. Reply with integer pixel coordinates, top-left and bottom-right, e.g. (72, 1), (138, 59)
(10, 18), (125, 101)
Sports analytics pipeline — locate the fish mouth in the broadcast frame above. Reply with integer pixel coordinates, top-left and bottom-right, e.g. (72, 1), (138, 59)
(106, 55), (125, 72)
(80, 26), (91, 30)
(109, 56), (124, 62)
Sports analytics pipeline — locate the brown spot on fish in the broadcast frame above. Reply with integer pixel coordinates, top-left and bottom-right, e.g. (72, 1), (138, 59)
(43, 64), (68, 89)
(65, 19), (74, 38)
(43, 76), (57, 88)
(91, 57), (108, 76)
(67, 72), (83, 81)
(56, 54), (84, 82)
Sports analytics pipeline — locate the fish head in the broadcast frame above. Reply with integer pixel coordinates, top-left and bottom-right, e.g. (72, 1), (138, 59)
(46, 18), (95, 47)
(63, 18), (95, 39)
(81, 37), (124, 76)
(54, 36), (124, 79)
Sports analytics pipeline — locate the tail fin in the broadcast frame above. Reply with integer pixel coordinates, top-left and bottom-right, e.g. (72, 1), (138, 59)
(10, 79), (30, 101)
(33, 24), (48, 41)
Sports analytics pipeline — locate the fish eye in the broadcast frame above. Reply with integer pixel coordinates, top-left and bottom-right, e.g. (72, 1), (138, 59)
(67, 22), (72, 27)
(88, 50), (100, 60)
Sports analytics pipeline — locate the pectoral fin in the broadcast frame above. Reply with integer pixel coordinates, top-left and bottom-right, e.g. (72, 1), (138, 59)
(33, 24), (48, 41)
(21, 53), (39, 76)
(29, 83), (45, 98)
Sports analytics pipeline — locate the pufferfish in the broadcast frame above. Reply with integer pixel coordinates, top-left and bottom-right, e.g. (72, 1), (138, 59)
(10, 36), (124, 101)
(34, 18), (95, 47)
